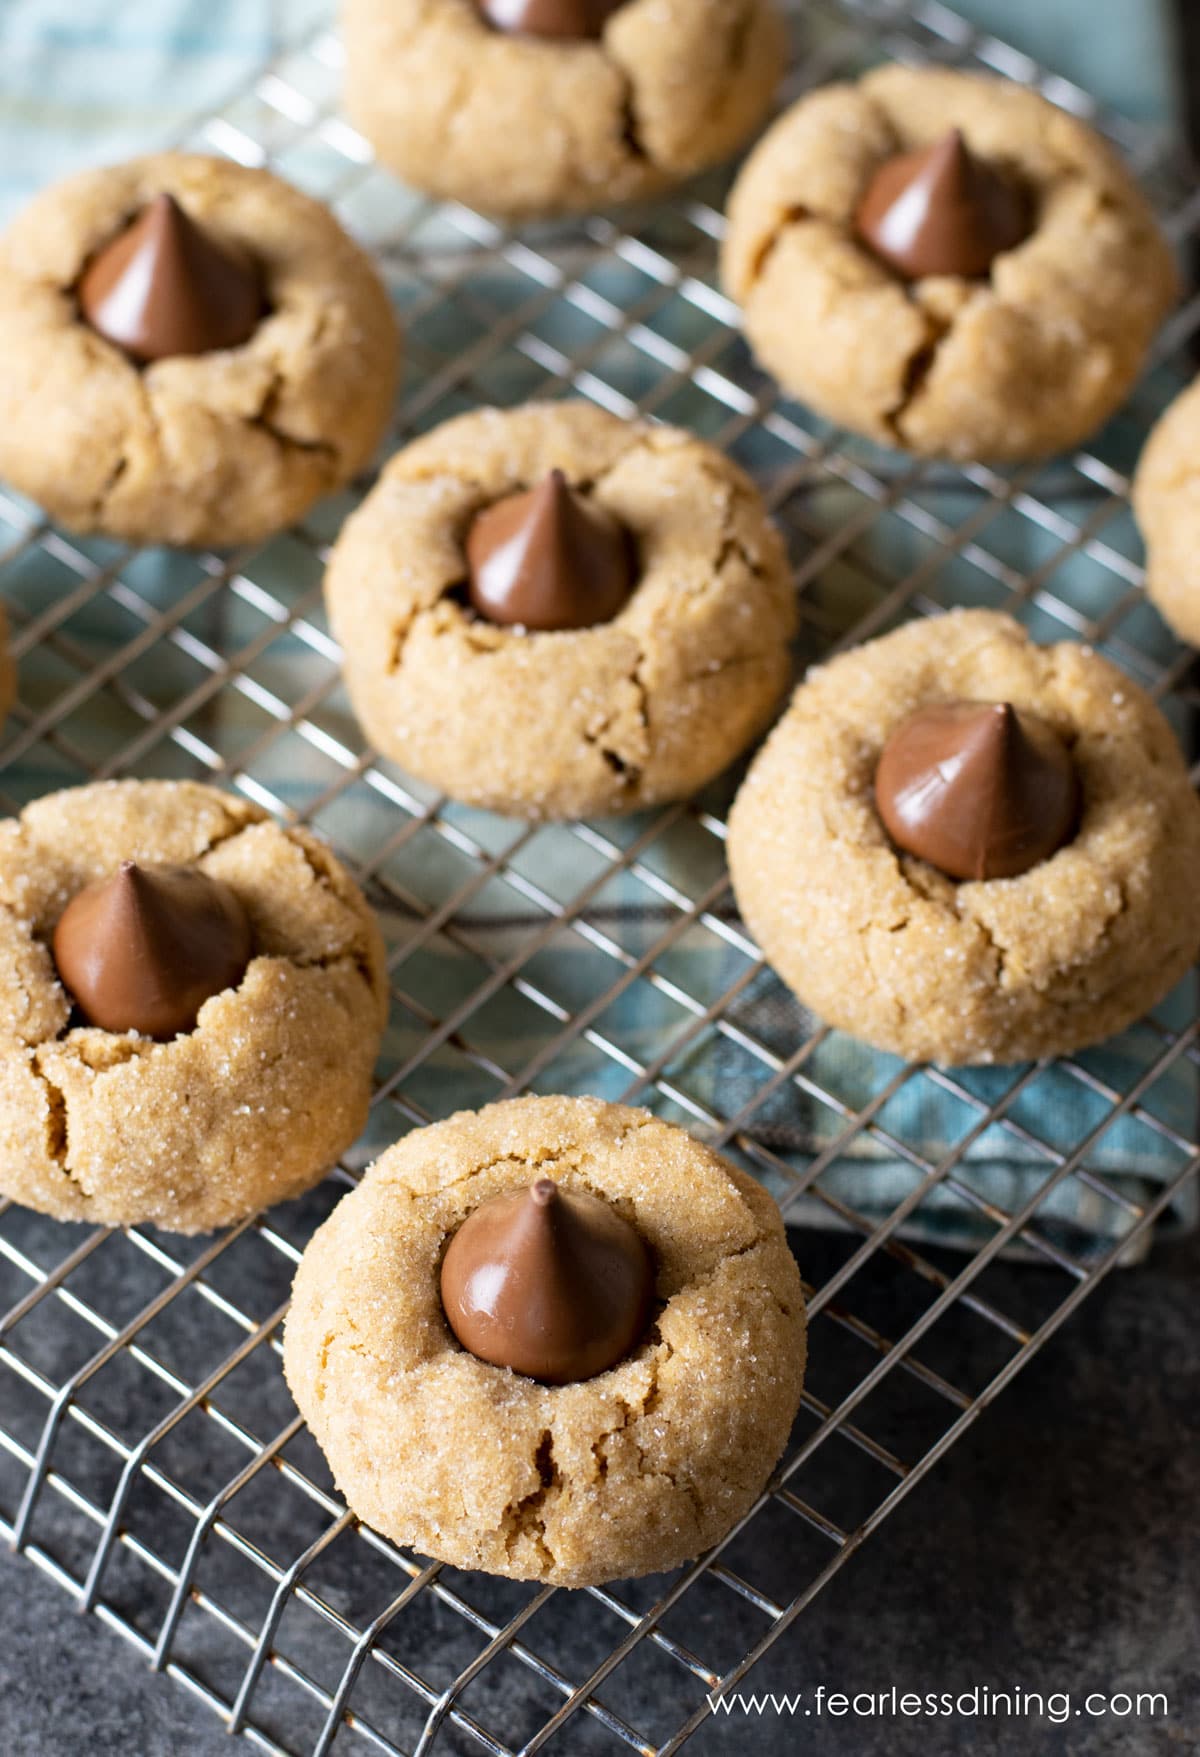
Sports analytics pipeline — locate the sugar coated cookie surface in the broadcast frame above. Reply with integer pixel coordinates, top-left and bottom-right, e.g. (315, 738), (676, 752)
(284, 1095), (806, 1586)
(0, 153), (400, 547)
(728, 610), (1200, 1065)
(325, 402), (797, 819)
(345, 0), (785, 217)
(0, 780), (388, 1231)
(1133, 375), (1200, 648)
(722, 67), (1177, 461)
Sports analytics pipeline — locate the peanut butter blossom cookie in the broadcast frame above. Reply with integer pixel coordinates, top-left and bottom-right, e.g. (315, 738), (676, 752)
(324, 402), (797, 819)
(343, 0), (786, 218)
(1132, 376), (1200, 648)
(727, 610), (1200, 1067)
(0, 780), (388, 1231)
(0, 154), (400, 547)
(283, 1095), (805, 1586)
(722, 67), (1178, 460)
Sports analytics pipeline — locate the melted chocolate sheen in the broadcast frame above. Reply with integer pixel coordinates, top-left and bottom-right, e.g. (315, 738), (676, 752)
(479, 0), (625, 38)
(440, 1178), (654, 1383)
(52, 861), (254, 1039)
(874, 700), (1080, 882)
(855, 128), (1031, 280)
(465, 468), (635, 631)
(78, 192), (263, 363)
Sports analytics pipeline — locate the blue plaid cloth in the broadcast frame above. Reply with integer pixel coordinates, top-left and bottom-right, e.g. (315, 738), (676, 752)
(0, 0), (1177, 222)
(0, 0), (1194, 1263)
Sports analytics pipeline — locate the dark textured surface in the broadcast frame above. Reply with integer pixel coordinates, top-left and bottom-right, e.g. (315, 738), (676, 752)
(1, 1226), (1196, 1757)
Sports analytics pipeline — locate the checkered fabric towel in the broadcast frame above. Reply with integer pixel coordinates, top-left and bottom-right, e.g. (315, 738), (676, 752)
(0, 0), (1194, 1264)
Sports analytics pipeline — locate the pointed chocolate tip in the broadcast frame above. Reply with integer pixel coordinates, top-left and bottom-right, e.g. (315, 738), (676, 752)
(875, 699), (1079, 882)
(936, 127), (968, 164)
(52, 862), (253, 1039)
(78, 190), (264, 364)
(465, 469), (635, 632)
(534, 469), (572, 520)
(975, 699), (1017, 748)
(440, 1179), (653, 1383)
(855, 126), (1031, 281)
(115, 860), (142, 904)
(146, 190), (184, 225)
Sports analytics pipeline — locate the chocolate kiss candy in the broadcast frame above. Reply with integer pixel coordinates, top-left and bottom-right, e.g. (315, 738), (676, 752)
(855, 128), (1031, 281)
(78, 192), (263, 364)
(52, 861), (254, 1039)
(478, 0), (625, 39)
(875, 700), (1080, 882)
(465, 468), (635, 631)
(440, 1177), (654, 1384)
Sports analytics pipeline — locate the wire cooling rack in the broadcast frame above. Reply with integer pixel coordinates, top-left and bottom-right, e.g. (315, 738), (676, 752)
(1, 1), (1199, 1752)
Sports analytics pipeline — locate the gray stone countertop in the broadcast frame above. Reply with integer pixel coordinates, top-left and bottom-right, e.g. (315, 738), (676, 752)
(1, 1226), (1196, 1757)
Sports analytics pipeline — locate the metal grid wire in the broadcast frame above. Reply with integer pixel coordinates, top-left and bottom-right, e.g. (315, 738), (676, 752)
(1, 0), (1199, 1751)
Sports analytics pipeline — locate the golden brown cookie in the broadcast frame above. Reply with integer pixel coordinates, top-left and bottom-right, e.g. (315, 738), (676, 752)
(1132, 376), (1200, 647)
(0, 153), (400, 547)
(722, 67), (1178, 461)
(283, 1095), (806, 1587)
(324, 402), (797, 820)
(0, 780), (388, 1232)
(343, 0), (786, 218)
(727, 610), (1200, 1066)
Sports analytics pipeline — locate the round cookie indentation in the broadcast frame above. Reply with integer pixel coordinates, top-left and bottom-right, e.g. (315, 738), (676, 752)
(727, 609), (1200, 1067)
(479, 0), (626, 39)
(0, 779), (389, 1232)
(0, 153), (401, 548)
(323, 402), (798, 820)
(343, 0), (787, 218)
(440, 1175), (654, 1382)
(52, 860), (254, 1039)
(282, 1095), (806, 1587)
(721, 66), (1178, 461)
(873, 700), (1080, 882)
(465, 467), (636, 632)
(854, 127), (1032, 282)
(77, 192), (265, 365)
